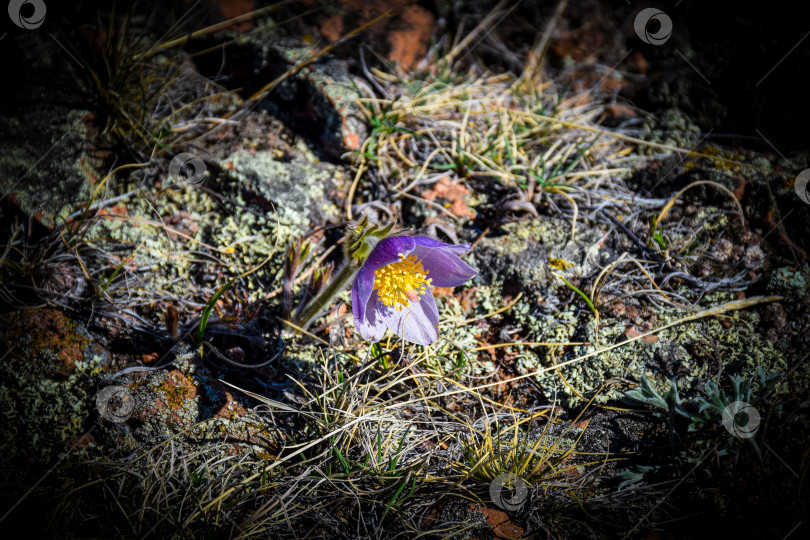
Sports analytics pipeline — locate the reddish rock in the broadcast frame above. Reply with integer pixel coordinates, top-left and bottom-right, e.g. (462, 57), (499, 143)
(310, 0), (435, 72)
(141, 352), (160, 364)
(470, 504), (524, 539)
(0, 309), (107, 473)
(320, 14), (344, 43)
(0, 308), (106, 376)
(63, 432), (98, 452)
(387, 4), (435, 72)
(626, 50), (649, 74)
(420, 176), (476, 219)
(625, 325), (659, 344)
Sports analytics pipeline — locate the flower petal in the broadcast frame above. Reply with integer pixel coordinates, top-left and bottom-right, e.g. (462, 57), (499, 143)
(365, 235), (416, 271)
(353, 287), (387, 342)
(412, 236), (471, 255)
(351, 266), (374, 323)
(412, 237), (477, 287)
(384, 289), (439, 345)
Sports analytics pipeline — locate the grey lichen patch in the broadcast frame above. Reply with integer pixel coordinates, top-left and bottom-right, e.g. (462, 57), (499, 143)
(503, 289), (788, 407)
(76, 156), (303, 317)
(281, 340), (335, 375)
(432, 290), (497, 376)
(548, 228), (615, 280)
(86, 179), (214, 267)
(767, 265), (808, 297)
(223, 149), (342, 231)
(473, 217), (570, 300)
(0, 108), (95, 226)
(434, 499), (491, 539)
(636, 108), (702, 154)
(262, 41), (314, 66)
(81, 183), (268, 311)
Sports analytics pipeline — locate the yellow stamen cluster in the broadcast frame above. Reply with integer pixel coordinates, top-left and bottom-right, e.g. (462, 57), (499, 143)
(373, 253), (432, 310)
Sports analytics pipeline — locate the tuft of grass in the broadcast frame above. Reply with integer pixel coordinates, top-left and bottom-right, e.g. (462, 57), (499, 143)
(60, 2), (241, 160)
(455, 408), (587, 487)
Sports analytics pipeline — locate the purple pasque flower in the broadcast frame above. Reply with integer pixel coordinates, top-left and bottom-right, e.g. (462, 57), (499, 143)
(352, 235), (477, 345)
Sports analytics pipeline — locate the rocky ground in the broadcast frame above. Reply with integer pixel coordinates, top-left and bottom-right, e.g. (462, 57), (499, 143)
(1, 1), (808, 538)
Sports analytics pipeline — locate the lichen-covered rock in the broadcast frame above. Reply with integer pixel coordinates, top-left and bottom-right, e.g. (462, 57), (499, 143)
(520, 291), (789, 407)
(96, 346), (280, 455)
(767, 265), (808, 297)
(295, 57), (370, 155)
(221, 148), (343, 231)
(636, 108), (703, 153)
(0, 110), (100, 227)
(421, 498), (491, 539)
(472, 218), (566, 301)
(0, 309), (107, 481)
(202, 36), (369, 158)
(466, 216), (791, 408)
(0, 33), (101, 227)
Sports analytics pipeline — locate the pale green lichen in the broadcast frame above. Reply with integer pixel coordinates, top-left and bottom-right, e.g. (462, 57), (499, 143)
(767, 265), (808, 297)
(511, 291), (789, 407)
(461, 210), (791, 407)
(75, 142), (346, 324)
(224, 149), (342, 231)
(433, 289), (496, 376)
(472, 218), (570, 304)
(637, 108), (702, 155)
(0, 316), (106, 475)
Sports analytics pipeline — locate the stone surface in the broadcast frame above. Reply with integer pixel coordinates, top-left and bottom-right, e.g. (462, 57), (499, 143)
(0, 33), (100, 227)
(96, 346), (279, 455)
(0, 309), (107, 480)
(221, 148), (343, 230)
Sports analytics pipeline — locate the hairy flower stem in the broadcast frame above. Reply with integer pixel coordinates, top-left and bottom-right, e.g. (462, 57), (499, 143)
(293, 262), (359, 329)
